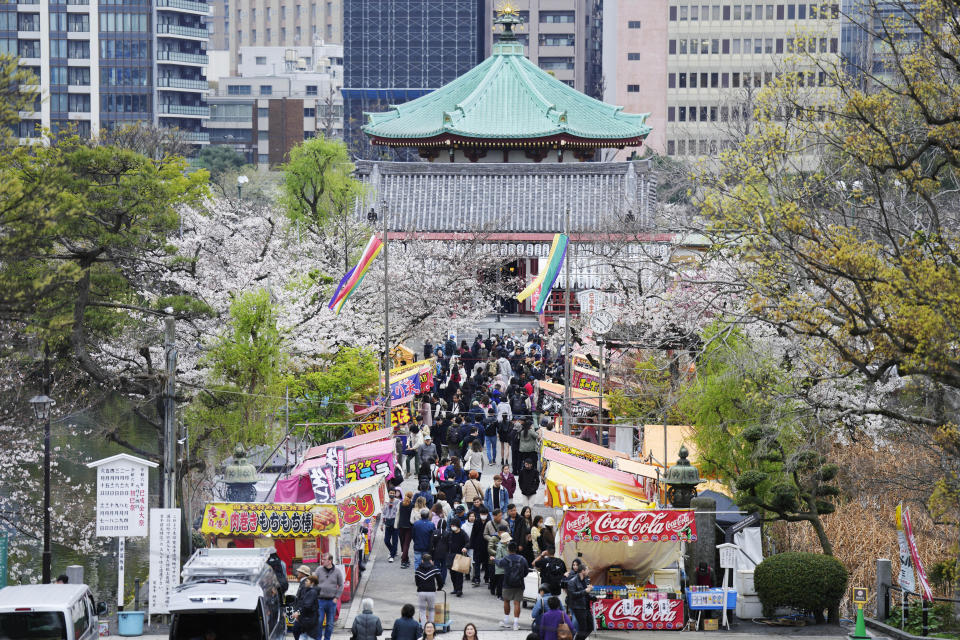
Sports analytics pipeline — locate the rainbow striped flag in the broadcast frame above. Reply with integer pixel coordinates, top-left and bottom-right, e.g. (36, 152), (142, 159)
(516, 233), (569, 314)
(328, 234), (383, 314)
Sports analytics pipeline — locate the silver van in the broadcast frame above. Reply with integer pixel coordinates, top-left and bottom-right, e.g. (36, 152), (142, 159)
(0, 584), (107, 640)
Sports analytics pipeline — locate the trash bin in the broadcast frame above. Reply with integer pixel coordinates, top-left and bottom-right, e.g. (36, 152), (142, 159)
(117, 611), (145, 636)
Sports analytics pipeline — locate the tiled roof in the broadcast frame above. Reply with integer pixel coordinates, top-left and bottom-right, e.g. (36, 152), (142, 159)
(353, 160), (657, 233)
(362, 45), (651, 145)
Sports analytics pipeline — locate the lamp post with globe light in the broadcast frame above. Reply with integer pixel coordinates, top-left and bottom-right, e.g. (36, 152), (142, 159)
(237, 174), (249, 199)
(28, 347), (54, 583)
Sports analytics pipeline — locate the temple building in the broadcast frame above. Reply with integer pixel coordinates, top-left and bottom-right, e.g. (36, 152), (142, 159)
(356, 8), (698, 320)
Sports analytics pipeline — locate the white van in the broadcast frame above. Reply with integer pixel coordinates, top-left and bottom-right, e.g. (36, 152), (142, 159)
(0, 584), (107, 640)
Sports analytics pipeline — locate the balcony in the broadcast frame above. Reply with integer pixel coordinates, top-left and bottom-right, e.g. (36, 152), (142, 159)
(157, 50), (208, 64)
(179, 131), (210, 142)
(156, 0), (211, 14)
(157, 23), (208, 39)
(157, 103), (209, 116)
(157, 76), (209, 90)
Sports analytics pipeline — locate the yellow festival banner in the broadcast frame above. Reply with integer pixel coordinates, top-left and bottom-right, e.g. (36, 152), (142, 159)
(544, 463), (652, 510)
(201, 502), (341, 538)
(539, 430), (627, 468)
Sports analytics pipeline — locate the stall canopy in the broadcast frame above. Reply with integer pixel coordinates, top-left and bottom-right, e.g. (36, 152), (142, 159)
(303, 428), (392, 461)
(559, 509), (696, 585)
(543, 447), (656, 505)
(296, 437), (395, 479)
(540, 429), (627, 467)
(545, 458), (652, 509)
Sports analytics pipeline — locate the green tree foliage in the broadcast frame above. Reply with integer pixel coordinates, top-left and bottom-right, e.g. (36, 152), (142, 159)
(282, 346), (380, 443)
(196, 145), (246, 180)
(681, 323), (840, 554)
(280, 137), (366, 232)
(188, 289), (285, 451)
(754, 552), (848, 624)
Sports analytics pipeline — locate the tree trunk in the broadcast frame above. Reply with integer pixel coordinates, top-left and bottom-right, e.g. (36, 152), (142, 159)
(808, 515), (833, 556)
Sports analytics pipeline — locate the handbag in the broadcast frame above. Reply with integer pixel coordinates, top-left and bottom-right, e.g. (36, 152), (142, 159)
(557, 622), (573, 640)
(452, 553), (471, 574)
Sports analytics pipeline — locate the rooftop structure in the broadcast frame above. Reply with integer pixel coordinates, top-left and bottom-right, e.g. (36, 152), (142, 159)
(362, 8), (650, 162)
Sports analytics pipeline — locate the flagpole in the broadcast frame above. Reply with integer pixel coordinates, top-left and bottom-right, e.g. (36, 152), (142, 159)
(382, 204), (391, 438)
(563, 208), (571, 436)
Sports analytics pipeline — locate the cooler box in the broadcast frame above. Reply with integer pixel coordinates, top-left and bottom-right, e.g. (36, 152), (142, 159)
(117, 611), (144, 637)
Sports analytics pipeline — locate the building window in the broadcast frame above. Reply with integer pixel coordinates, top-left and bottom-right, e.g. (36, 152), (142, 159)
(260, 85), (272, 95)
(257, 107), (269, 118)
(258, 154), (268, 164)
(304, 85), (318, 96)
(669, 6), (677, 20)
(678, 73), (686, 88)
(18, 13), (40, 31)
(679, 5), (688, 19)
(541, 11), (575, 23)
(265, 28), (271, 42)
(251, 28), (256, 42)
(733, 4), (741, 18)
(723, 5), (730, 18)
(280, 6), (285, 19)
(667, 106), (675, 122)
(18, 40), (40, 57)
(777, 4), (784, 18)
(67, 13), (89, 31)
(540, 57), (574, 70)
(50, 38), (67, 58)
(627, 20), (641, 28)
(668, 40), (676, 54)
(712, 4), (721, 19)
(668, 73), (676, 88)
(690, 5), (698, 19)
(626, 84), (639, 92)
(627, 52), (641, 60)
(50, 93), (68, 111)
(49, 12), (67, 31)
(678, 106), (686, 122)
(712, 39), (719, 53)
(304, 107), (315, 117)
(256, 56), (266, 64)
(539, 34), (574, 47)
(667, 140), (675, 156)
(67, 93), (90, 112)
(304, 131), (315, 139)
(266, 6), (271, 19)
(788, 3), (795, 18)
(67, 66), (90, 85)
(227, 84), (252, 95)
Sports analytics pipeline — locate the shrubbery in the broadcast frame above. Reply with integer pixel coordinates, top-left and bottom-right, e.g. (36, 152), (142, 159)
(754, 552), (848, 624)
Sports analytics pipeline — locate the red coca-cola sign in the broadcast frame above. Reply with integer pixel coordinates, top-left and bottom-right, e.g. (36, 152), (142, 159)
(592, 597), (684, 630)
(560, 510), (696, 543)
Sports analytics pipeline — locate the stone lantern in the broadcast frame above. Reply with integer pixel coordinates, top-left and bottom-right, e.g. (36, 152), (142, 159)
(224, 443), (259, 502)
(664, 446), (702, 508)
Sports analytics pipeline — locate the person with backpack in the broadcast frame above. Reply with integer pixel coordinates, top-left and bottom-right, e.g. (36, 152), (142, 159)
(415, 553), (442, 624)
(432, 518), (450, 589)
(463, 440), (484, 480)
(482, 407), (499, 465)
(534, 547), (567, 596)
(497, 541), (531, 631)
(497, 415), (515, 466)
(490, 531), (512, 600)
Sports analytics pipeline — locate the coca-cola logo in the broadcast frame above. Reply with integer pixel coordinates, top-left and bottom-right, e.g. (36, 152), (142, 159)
(593, 598), (683, 630)
(566, 512), (591, 532)
(595, 511), (670, 536)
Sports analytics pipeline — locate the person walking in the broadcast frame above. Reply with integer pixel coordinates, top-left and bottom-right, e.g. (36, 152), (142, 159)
(446, 519), (469, 597)
(351, 598), (383, 640)
(406, 426), (425, 475)
(468, 508), (488, 587)
(391, 604), (422, 640)
(490, 531), (511, 600)
(565, 561), (595, 640)
(461, 470), (483, 505)
(415, 553), (442, 624)
(539, 517), (556, 553)
(412, 508), (437, 570)
(516, 421), (539, 469)
(534, 546), (566, 596)
(531, 585), (550, 636)
(483, 475), (509, 513)
(497, 541), (530, 630)
(398, 492), (415, 568)
(292, 574), (320, 640)
(518, 459), (541, 508)
(313, 553), (344, 640)
(382, 490), (400, 563)
(530, 515), (544, 557)
(500, 464), (517, 499)
(291, 566), (314, 640)
(463, 440), (484, 480)
(433, 518), (450, 588)
(539, 597), (575, 640)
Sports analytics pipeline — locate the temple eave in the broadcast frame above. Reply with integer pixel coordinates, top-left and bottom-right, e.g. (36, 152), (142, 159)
(368, 133), (648, 149)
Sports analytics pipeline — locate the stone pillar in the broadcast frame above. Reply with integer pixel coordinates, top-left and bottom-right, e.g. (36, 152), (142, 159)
(876, 558), (892, 620)
(687, 497), (717, 585)
(65, 565), (84, 585)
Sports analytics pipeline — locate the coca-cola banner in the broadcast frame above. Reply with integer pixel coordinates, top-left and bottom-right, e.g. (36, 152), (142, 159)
(560, 510), (697, 543)
(592, 597), (684, 630)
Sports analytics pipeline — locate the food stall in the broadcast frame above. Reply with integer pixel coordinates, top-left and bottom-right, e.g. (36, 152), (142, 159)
(200, 501), (341, 572)
(333, 474), (389, 602)
(559, 509), (696, 631)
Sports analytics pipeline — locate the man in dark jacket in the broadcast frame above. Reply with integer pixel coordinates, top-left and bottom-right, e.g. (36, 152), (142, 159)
(414, 553), (443, 624)
(534, 546), (567, 595)
(293, 574), (320, 640)
(291, 565), (313, 640)
(517, 458), (541, 507)
(411, 508), (436, 571)
(566, 561), (595, 640)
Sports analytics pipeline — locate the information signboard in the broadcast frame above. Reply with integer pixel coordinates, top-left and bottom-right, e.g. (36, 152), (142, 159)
(149, 508), (181, 616)
(89, 454), (156, 537)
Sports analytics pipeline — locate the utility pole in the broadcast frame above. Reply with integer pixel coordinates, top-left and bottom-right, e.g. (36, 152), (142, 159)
(562, 209), (572, 435)
(381, 204), (392, 437)
(163, 317), (177, 509)
(41, 344), (52, 584)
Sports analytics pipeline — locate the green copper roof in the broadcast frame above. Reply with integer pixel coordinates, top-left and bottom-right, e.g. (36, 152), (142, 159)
(362, 45), (651, 145)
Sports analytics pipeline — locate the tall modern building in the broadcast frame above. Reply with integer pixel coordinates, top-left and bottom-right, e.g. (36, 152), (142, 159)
(206, 0), (341, 73)
(341, 0), (484, 156)
(11, 0), (210, 143)
(604, 0), (841, 157)
(482, 0), (603, 97)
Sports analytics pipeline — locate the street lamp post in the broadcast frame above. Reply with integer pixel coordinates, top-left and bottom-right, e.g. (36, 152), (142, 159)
(29, 349), (54, 584)
(237, 174), (249, 199)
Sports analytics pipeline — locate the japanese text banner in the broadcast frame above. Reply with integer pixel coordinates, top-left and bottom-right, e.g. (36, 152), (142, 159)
(201, 502), (340, 537)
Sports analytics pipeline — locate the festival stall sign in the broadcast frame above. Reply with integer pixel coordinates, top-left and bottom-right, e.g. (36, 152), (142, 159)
(540, 429), (627, 468)
(354, 404), (416, 435)
(302, 428), (393, 462)
(592, 597), (685, 631)
(545, 461), (652, 510)
(572, 366), (601, 394)
(560, 510), (696, 544)
(335, 474), (388, 528)
(295, 438), (395, 482)
(537, 380), (610, 417)
(201, 502), (341, 537)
